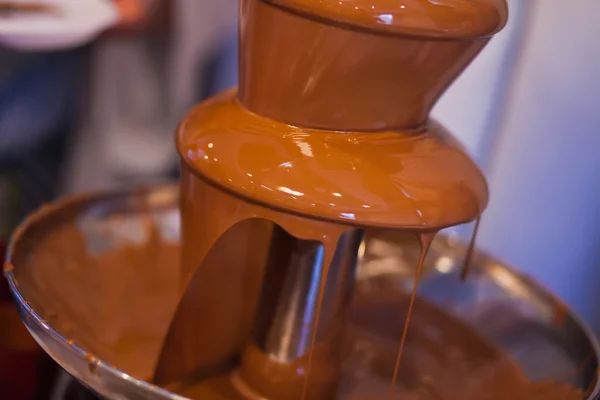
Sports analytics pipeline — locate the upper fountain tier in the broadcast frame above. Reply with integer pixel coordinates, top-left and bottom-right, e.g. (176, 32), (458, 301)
(240, 0), (508, 131)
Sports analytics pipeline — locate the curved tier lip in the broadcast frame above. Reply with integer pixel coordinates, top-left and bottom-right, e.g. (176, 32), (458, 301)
(3, 183), (600, 399)
(178, 154), (482, 232)
(176, 92), (489, 231)
(2, 186), (186, 400)
(261, 0), (509, 41)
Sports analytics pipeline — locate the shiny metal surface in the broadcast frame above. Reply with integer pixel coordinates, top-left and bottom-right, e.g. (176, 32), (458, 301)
(4, 185), (600, 400)
(255, 228), (363, 362)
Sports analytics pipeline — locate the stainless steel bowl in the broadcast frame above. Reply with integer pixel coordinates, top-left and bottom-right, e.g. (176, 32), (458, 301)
(3, 185), (600, 399)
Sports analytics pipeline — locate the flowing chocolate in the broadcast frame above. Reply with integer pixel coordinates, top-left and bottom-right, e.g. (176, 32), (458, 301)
(155, 0), (516, 397)
(9, 0), (584, 399)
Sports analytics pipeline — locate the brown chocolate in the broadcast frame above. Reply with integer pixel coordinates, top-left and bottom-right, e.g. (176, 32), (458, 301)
(154, 0), (585, 398)
(11, 216), (582, 400)
(15, 218), (181, 380)
(345, 286), (583, 400)
(7, 0), (585, 398)
(164, 266), (583, 399)
(164, 0), (496, 395)
(263, 0), (508, 38)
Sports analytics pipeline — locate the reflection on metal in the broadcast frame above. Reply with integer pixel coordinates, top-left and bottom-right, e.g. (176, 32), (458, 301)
(254, 228), (363, 362)
(435, 256), (454, 274)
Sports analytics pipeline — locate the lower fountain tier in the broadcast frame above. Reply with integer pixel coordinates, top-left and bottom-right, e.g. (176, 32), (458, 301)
(4, 185), (598, 399)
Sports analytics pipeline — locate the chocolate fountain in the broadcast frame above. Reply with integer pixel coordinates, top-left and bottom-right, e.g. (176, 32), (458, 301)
(3, 0), (600, 399)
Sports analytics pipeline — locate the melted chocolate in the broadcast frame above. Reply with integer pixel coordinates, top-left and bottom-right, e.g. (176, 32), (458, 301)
(11, 218), (581, 399)
(162, 0), (497, 396)
(155, 0), (584, 398)
(164, 266), (583, 400)
(7, 0), (586, 398)
(16, 218), (181, 380)
(263, 0), (508, 38)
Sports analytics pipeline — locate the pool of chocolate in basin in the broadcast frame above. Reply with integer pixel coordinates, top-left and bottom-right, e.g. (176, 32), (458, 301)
(15, 218), (182, 380)
(15, 221), (582, 400)
(169, 293), (582, 400)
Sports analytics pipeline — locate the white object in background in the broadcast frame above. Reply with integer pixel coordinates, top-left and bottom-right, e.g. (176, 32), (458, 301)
(65, 0), (239, 193)
(0, 0), (118, 51)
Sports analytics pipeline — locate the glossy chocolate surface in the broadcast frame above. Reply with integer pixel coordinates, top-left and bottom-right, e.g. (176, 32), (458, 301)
(264, 0), (508, 38)
(166, 0), (506, 397)
(178, 91), (487, 229)
(4, 187), (589, 400)
(179, 0), (493, 229)
(156, 0), (572, 398)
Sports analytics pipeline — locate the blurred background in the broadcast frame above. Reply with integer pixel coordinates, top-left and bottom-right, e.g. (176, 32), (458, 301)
(1, 0), (599, 398)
